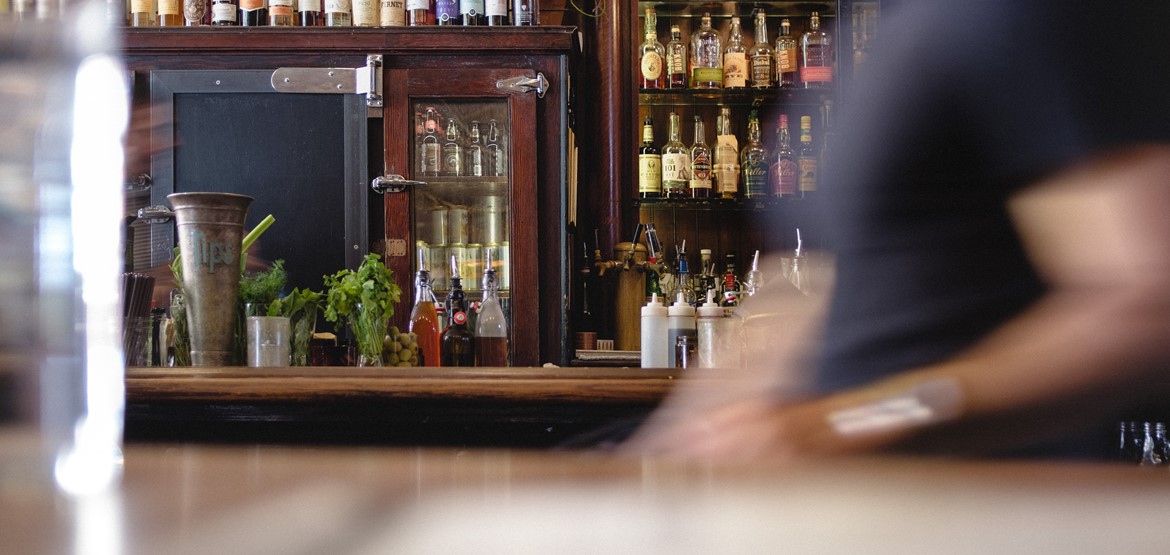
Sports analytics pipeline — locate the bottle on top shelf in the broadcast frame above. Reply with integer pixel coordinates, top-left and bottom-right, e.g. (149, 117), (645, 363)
(239, 0), (267, 26)
(740, 110), (768, 199)
(269, 0), (294, 25)
(406, 0), (433, 25)
(689, 115), (712, 199)
(722, 15), (747, 89)
(690, 12), (722, 89)
(158, 0), (183, 26)
(770, 113), (798, 197)
(798, 115), (818, 195)
(638, 116), (662, 198)
(211, 0), (238, 25)
(435, 0), (456, 24)
(352, 0), (378, 26)
(665, 24), (688, 89)
(661, 112), (690, 198)
(639, 8), (665, 89)
(324, 0), (350, 25)
(800, 11), (833, 88)
(748, 10), (775, 89)
(486, 0), (507, 25)
(461, 0), (484, 25)
(714, 106), (739, 199)
(774, 18), (797, 87)
(298, 0), (323, 25)
(379, 0), (406, 25)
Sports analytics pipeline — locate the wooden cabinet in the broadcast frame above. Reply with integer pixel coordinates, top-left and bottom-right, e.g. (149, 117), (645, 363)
(122, 27), (574, 366)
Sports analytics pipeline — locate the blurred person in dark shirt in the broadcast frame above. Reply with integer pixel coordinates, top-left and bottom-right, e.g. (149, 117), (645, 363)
(628, 0), (1170, 459)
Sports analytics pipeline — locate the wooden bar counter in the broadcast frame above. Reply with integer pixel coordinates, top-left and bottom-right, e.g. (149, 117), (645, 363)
(126, 366), (677, 447)
(5, 438), (1168, 553)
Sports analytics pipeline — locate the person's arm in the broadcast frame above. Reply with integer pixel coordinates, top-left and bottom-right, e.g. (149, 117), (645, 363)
(628, 146), (1170, 459)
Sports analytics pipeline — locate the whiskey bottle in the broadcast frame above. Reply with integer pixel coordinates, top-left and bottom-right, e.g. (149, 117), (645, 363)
(638, 8), (666, 90)
(661, 112), (690, 199)
(379, 0), (405, 25)
(690, 12), (722, 89)
(239, 0), (267, 25)
(774, 18), (797, 87)
(435, 0), (456, 24)
(665, 24), (687, 90)
(485, 0), (506, 24)
(770, 114), (797, 197)
(211, 0), (238, 25)
(474, 249), (509, 367)
(748, 10), (775, 89)
(421, 106), (441, 177)
(723, 15), (747, 89)
(158, 0), (183, 25)
(740, 111), (769, 199)
(406, 0), (432, 25)
(798, 115), (818, 195)
(443, 117), (464, 177)
(324, 0), (350, 25)
(689, 115), (712, 199)
(467, 120), (485, 177)
(800, 11), (833, 89)
(268, 0), (294, 25)
(714, 106), (739, 199)
(637, 117), (662, 198)
(461, 0), (484, 25)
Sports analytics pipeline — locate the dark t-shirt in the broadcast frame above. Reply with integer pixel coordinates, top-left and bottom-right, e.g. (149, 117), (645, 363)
(813, 1), (1170, 392)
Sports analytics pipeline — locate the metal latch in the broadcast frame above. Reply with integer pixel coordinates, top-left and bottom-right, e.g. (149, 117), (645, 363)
(371, 174), (427, 194)
(496, 72), (548, 98)
(271, 54), (384, 108)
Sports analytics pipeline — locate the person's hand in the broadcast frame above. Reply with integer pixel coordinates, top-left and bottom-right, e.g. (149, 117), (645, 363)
(624, 397), (807, 460)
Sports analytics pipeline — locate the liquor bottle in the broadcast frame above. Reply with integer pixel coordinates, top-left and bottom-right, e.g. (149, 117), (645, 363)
(820, 99), (834, 183)
(130, 0), (156, 26)
(638, 8), (665, 90)
(298, 0), (322, 25)
(474, 250), (509, 367)
(268, 0), (293, 25)
(406, 0), (432, 25)
(485, 0), (505, 25)
(211, 0), (237, 25)
(714, 106), (739, 199)
(442, 117), (464, 177)
(324, 0), (350, 25)
(661, 112), (690, 199)
(158, 0), (183, 26)
(434, 0), (456, 24)
(748, 10), (775, 89)
(665, 24), (687, 90)
(798, 115), (817, 195)
(421, 106), (441, 177)
(467, 120), (484, 177)
(441, 259), (475, 367)
(409, 265), (442, 367)
(720, 251), (740, 308)
(800, 11), (833, 88)
(183, 0), (207, 26)
(774, 18), (797, 87)
(460, 0), (482, 24)
(379, 0), (405, 25)
(511, 0), (534, 25)
(352, 0), (377, 26)
(637, 116), (662, 199)
(723, 15), (747, 89)
(770, 113), (797, 197)
(740, 111), (768, 199)
(689, 115), (712, 199)
(486, 119), (505, 177)
(239, 0), (267, 25)
(690, 12), (722, 89)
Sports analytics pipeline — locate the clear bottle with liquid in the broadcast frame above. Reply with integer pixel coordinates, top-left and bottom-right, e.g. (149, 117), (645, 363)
(748, 10), (775, 88)
(639, 8), (665, 89)
(421, 106), (441, 177)
(714, 106), (739, 199)
(443, 117), (464, 177)
(661, 112), (690, 198)
(474, 250), (509, 367)
(409, 264), (442, 367)
(690, 12), (722, 89)
(722, 15), (747, 89)
(665, 24), (687, 89)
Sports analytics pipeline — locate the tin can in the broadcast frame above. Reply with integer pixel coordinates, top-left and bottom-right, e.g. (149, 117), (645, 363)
(448, 207), (470, 244)
(479, 195), (507, 244)
(463, 242), (485, 291)
(430, 208), (449, 245)
(488, 241), (510, 290)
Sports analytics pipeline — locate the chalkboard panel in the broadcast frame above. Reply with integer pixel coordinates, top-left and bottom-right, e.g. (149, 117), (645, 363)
(150, 69), (370, 293)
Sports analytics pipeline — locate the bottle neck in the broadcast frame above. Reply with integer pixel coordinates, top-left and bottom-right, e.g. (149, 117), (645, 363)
(642, 123), (654, 144)
(693, 120), (705, 145)
(668, 115), (680, 142)
(755, 17), (768, 43)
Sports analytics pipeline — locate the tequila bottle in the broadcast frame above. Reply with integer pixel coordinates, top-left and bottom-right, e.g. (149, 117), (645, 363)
(740, 111), (769, 199)
(661, 112), (690, 198)
(800, 11), (833, 88)
(723, 15), (747, 89)
(775, 18), (797, 87)
(665, 24), (688, 89)
(748, 10), (775, 89)
(690, 12), (722, 89)
(639, 8), (666, 89)
(689, 115), (712, 199)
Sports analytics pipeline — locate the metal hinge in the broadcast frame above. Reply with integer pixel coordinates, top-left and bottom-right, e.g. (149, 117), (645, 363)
(271, 54), (384, 108)
(496, 72), (548, 98)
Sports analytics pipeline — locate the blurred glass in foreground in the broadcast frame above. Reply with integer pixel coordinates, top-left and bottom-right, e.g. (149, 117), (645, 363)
(0, 1), (127, 496)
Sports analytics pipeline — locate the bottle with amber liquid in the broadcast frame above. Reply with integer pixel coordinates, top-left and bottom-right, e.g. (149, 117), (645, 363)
(441, 258), (475, 367)
(638, 8), (665, 90)
(238, 0), (267, 25)
(406, 0), (432, 25)
(474, 249), (509, 367)
(740, 111), (769, 199)
(298, 0), (322, 25)
(800, 11), (833, 88)
(130, 0), (157, 26)
(798, 115), (818, 195)
(409, 264), (442, 367)
(689, 115), (712, 199)
(637, 116), (662, 198)
(770, 114), (797, 197)
(774, 18), (797, 87)
(661, 111), (690, 198)
(158, 0), (183, 26)
(665, 24), (687, 89)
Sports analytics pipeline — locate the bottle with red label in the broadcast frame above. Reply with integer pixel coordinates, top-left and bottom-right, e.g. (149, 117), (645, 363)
(800, 11), (833, 88)
(441, 256), (475, 366)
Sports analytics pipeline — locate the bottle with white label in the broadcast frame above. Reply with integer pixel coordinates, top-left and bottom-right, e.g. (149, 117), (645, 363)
(640, 293), (668, 368)
(722, 15), (747, 89)
(379, 0), (404, 25)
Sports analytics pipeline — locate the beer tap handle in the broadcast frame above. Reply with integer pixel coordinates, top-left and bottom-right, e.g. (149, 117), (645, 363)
(644, 223), (662, 261)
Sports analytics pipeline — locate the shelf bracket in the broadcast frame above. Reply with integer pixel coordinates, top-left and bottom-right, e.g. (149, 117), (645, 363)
(270, 54), (383, 109)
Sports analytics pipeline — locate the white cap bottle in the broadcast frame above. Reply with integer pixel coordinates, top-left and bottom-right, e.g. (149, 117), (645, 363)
(667, 290), (697, 368)
(640, 293), (669, 368)
(696, 289), (724, 368)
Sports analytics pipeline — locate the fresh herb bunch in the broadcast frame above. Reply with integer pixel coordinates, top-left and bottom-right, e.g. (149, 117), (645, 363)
(239, 259), (288, 310)
(270, 287), (324, 366)
(324, 253), (402, 364)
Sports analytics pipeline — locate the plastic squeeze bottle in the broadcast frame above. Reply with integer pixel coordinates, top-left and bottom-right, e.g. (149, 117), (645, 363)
(641, 293), (669, 368)
(696, 289), (724, 368)
(667, 290), (697, 368)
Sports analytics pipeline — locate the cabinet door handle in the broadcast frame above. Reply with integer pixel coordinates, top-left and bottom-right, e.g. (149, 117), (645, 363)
(371, 174), (427, 194)
(496, 73), (548, 98)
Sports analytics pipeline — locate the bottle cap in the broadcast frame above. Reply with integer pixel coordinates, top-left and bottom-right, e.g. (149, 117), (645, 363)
(642, 292), (668, 317)
(697, 289), (723, 318)
(668, 290), (695, 316)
